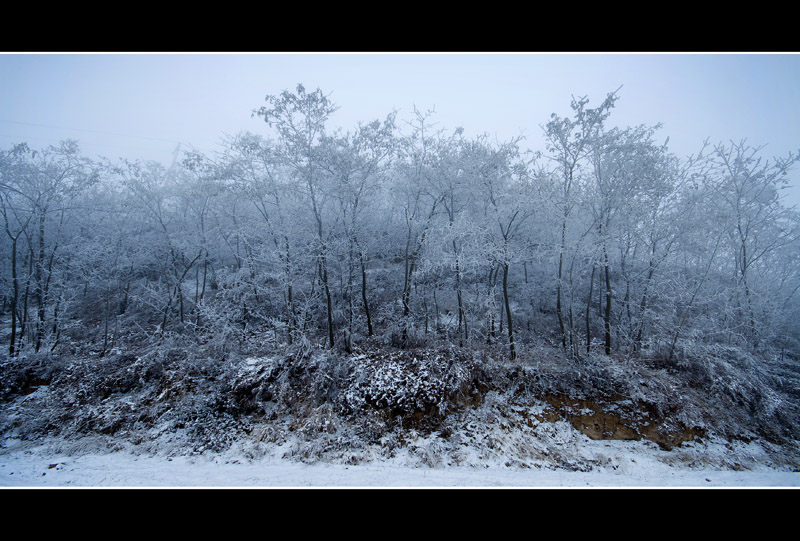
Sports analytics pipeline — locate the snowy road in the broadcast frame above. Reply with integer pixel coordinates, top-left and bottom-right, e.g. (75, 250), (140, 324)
(2, 447), (799, 488)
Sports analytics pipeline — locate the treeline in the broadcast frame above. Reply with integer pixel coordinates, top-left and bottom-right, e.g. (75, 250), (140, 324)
(2, 85), (800, 362)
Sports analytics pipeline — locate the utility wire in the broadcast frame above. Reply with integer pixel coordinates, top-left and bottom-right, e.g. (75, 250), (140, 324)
(0, 120), (220, 164)
(0, 119), (182, 144)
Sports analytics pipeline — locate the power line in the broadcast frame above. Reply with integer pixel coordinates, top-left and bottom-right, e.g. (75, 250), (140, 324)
(0, 120), (227, 165)
(0, 119), (182, 144)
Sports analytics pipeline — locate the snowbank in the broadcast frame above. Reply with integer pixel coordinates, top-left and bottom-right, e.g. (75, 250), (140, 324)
(2, 437), (798, 488)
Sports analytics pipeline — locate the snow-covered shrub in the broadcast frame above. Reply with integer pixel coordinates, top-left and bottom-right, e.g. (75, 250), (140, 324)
(668, 343), (800, 442)
(226, 348), (358, 423)
(230, 347), (441, 424)
(0, 352), (69, 402)
(0, 341), (249, 450)
(228, 356), (285, 415)
(343, 347), (480, 424)
(294, 403), (341, 437)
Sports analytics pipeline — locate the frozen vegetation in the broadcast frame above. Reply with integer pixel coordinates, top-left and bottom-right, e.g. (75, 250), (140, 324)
(2, 85), (800, 487)
(2, 340), (799, 487)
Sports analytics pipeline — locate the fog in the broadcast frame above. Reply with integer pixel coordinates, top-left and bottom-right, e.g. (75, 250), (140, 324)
(2, 52), (799, 205)
(3, 53), (800, 486)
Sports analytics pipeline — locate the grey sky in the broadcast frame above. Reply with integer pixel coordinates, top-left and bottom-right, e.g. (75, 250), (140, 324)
(2, 52), (799, 205)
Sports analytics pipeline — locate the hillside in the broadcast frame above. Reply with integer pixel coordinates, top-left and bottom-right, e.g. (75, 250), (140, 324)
(3, 82), (800, 487)
(3, 335), (799, 487)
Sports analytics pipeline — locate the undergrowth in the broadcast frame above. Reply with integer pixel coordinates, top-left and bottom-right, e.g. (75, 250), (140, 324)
(1, 335), (799, 469)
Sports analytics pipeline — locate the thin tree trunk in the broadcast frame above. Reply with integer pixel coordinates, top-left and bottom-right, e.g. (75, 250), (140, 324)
(7, 234), (19, 356)
(34, 213), (46, 352)
(284, 236), (294, 345)
(487, 266), (496, 344)
(668, 236), (721, 361)
(347, 241), (355, 336)
(423, 290), (429, 335)
(178, 286), (184, 323)
(162, 286), (175, 332)
(359, 248), (372, 337)
(401, 255), (415, 347)
(603, 243), (612, 356)
(503, 261), (516, 360)
(586, 263), (595, 354)
(19, 245), (33, 353)
(321, 249), (334, 348)
(556, 220), (567, 351)
(634, 255), (656, 352)
(433, 286), (440, 334)
(102, 287), (110, 357)
(453, 240), (467, 346)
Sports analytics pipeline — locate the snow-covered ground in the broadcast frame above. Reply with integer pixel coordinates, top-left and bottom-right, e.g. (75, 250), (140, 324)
(2, 436), (798, 488)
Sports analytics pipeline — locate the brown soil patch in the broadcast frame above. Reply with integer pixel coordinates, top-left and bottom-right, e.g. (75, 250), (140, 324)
(536, 395), (703, 451)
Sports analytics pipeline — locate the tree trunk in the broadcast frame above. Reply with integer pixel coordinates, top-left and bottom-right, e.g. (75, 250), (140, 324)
(603, 244), (612, 356)
(486, 266), (496, 344)
(433, 286), (440, 334)
(19, 246), (33, 353)
(284, 236), (294, 345)
(502, 261), (516, 360)
(359, 248), (372, 337)
(7, 234), (19, 356)
(34, 213), (46, 352)
(634, 256), (656, 352)
(586, 263), (595, 354)
(401, 255), (415, 348)
(347, 241), (355, 336)
(102, 287), (110, 357)
(556, 220), (567, 351)
(321, 249), (334, 348)
(453, 240), (466, 346)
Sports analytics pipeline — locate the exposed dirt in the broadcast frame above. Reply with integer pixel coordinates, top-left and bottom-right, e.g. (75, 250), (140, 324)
(536, 395), (704, 450)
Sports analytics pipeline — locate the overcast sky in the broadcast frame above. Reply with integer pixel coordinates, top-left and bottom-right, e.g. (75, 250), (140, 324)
(2, 52), (799, 205)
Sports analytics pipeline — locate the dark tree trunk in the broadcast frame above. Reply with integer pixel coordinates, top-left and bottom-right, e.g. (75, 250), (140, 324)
(486, 266), (497, 344)
(503, 261), (516, 360)
(603, 244), (612, 356)
(34, 213), (46, 352)
(586, 263), (595, 354)
(453, 240), (466, 346)
(556, 221), (567, 351)
(359, 248), (372, 337)
(634, 256), (656, 352)
(7, 234), (19, 356)
(321, 249), (334, 348)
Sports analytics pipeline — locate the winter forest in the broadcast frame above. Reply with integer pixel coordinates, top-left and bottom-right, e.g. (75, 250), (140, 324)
(3, 83), (800, 479)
